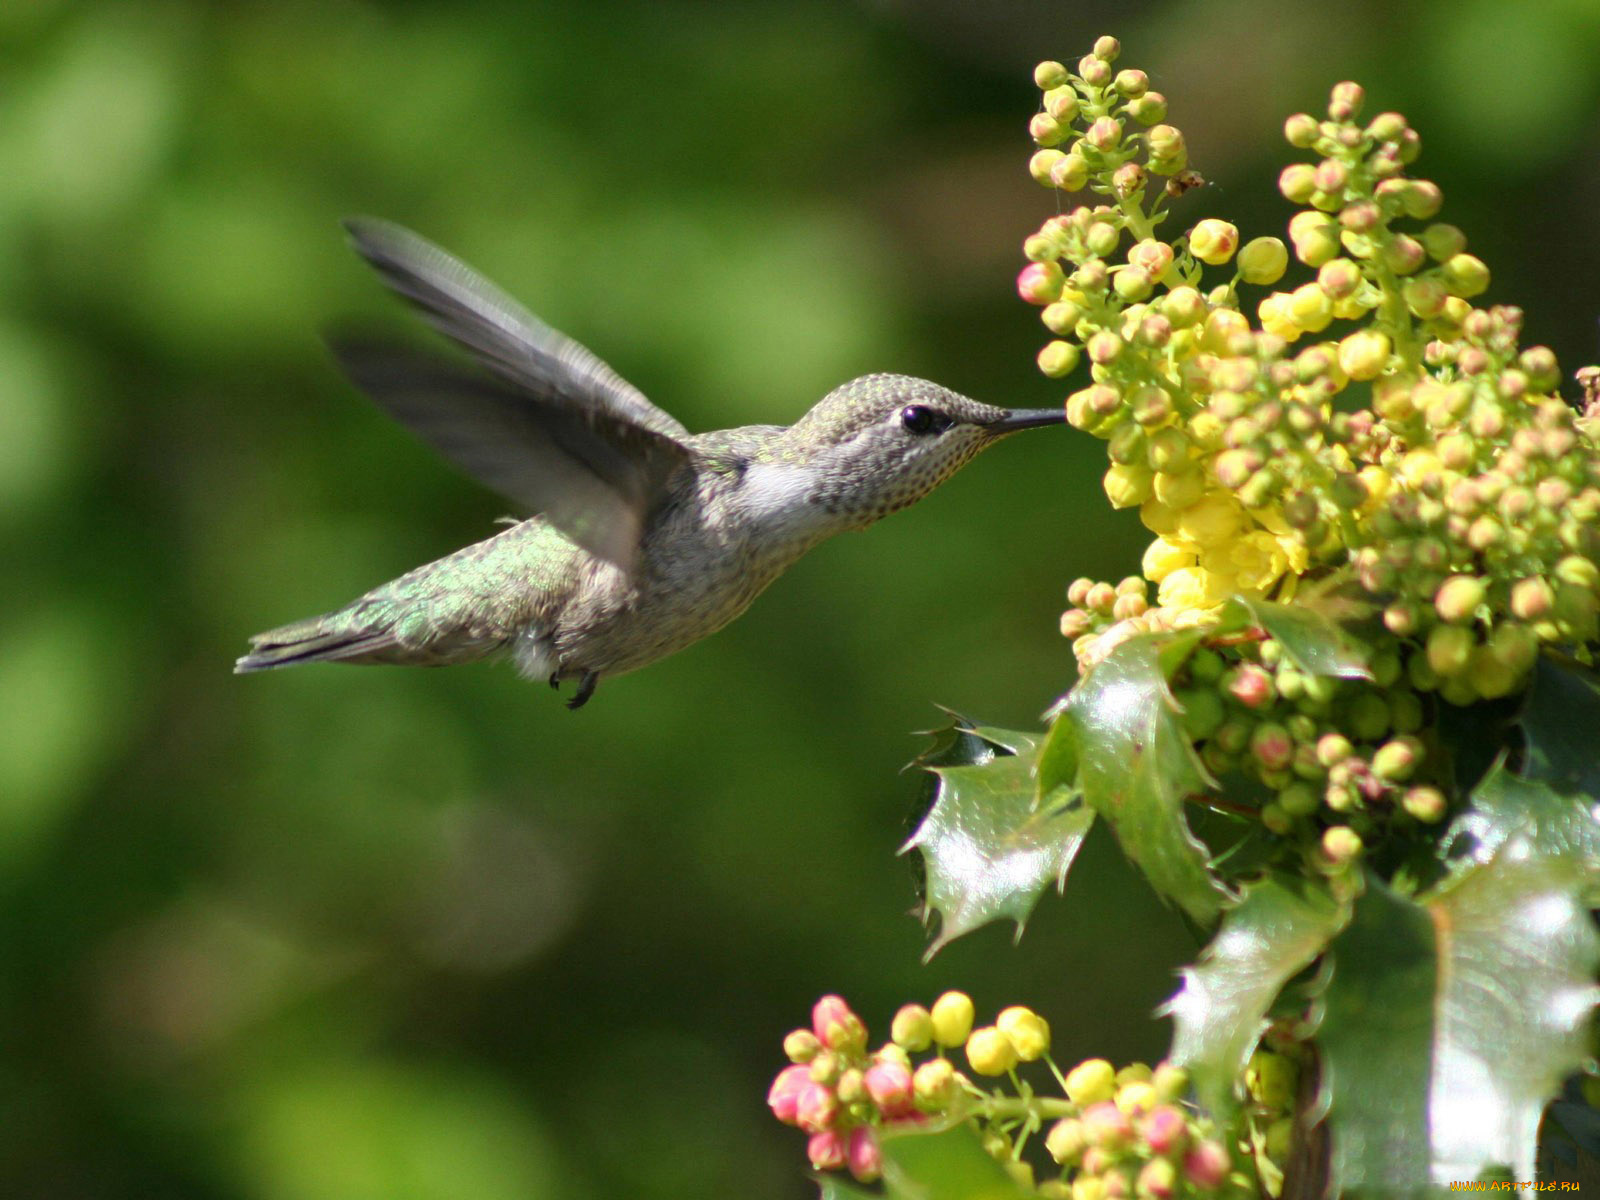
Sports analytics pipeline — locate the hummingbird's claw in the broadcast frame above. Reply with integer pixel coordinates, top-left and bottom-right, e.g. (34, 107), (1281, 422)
(565, 671), (599, 710)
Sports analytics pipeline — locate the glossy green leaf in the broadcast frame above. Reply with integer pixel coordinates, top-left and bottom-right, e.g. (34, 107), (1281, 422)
(1319, 877), (1436, 1196)
(1444, 760), (1600, 902)
(1165, 875), (1346, 1121)
(1522, 655), (1600, 799)
(877, 1122), (1035, 1200)
(817, 1173), (881, 1200)
(1063, 633), (1230, 925)
(1321, 855), (1600, 1194)
(1220, 595), (1371, 680)
(905, 719), (1092, 957)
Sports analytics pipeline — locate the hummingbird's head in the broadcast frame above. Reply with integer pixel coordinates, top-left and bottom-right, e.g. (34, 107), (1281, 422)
(780, 374), (1066, 525)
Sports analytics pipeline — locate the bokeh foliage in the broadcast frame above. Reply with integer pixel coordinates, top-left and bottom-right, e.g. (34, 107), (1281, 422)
(2, 1), (1598, 1196)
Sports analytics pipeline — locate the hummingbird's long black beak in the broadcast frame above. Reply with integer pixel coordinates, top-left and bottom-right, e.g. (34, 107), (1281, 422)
(984, 407), (1069, 433)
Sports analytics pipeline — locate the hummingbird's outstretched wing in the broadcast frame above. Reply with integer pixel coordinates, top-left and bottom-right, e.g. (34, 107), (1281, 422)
(330, 341), (688, 572)
(342, 217), (690, 441)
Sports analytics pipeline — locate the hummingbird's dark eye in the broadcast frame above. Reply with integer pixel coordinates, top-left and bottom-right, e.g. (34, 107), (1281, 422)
(900, 405), (949, 435)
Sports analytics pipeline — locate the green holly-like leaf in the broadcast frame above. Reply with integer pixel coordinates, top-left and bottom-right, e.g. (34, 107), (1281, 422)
(905, 719), (1093, 958)
(1165, 875), (1347, 1122)
(816, 1174), (881, 1200)
(1444, 760), (1600, 903)
(1320, 850), (1600, 1194)
(1061, 632), (1231, 925)
(1220, 595), (1372, 680)
(1522, 654), (1600, 799)
(877, 1122), (1035, 1200)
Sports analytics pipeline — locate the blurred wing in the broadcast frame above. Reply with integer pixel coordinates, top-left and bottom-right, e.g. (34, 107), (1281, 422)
(331, 342), (689, 571)
(343, 216), (691, 441)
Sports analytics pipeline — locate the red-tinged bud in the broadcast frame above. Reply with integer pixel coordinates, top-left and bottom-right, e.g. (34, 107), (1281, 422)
(1114, 68), (1148, 97)
(808, 1129), (848, 1171)
(1141, 1105), (1190, 1156)
(1183, 1139), (1231, 1190)
(1128, 92), (1168, 125)
(1115, 265), (1153, 301)
(846, 1127), (881, 1182)
(1086, 116), (1122, 150)
(1328, 81), (1364, 121)
(1138, 1158), (1178, 1200)
(1147, 124), (1184, 159)
(1031, 112), (1069, 147)
(1403, 785), (1448, 823)
(1367, 111), (1408, 142)
(813, 995), (866, 1053)
(1316, 258), (1361, 299)
(1018, 261), (1065, 305)
(1321, 825), (1363, 870)
(1384, 235), (1425, 275)
(1405, 179), (1443, 219)
(1315, 732), (1353, 768)
(1030, 148), (1066, 186)
(1511, 577), (1556, 621)
(864, 1060), (914, 1118)
(1227, 664), (1276, 709)
(1519, 345), (1560, 390)
(1052, 154), (1090, 191)
(1082, 1100), (1134, 1149)
(1250, 723), (1295, 773)
(1046, 86), (1080, 123)
(1046, 1117), (1086, 1164)
(769, 1064), (813, 1125)
(1371, 737), (1420, 782)
(912, 1057), (957, 1111)
(1338, 200), (1379, 232)
(1088, 331), (1125, 365)
(1314, 159), (1349, 194)
(795, 1081), (839, 1133)
(1189, 219), (1239, 265)
(1284, 113), (1319, 147)
(1093, 34), (1121, 61)
(1404, 277), (1448, 319)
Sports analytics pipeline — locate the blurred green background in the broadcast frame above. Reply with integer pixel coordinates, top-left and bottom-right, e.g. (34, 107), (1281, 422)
(3, 0), (1599, 1195)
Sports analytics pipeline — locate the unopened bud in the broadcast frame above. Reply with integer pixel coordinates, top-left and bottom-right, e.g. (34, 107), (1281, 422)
(929, 991), (975, 1047)
(1182, 1139), (1231, 1191)
(784, 1029), (822, 1063)
(890, 1004), (933, 1051)
(966, 1026), (1019, 1076)
(1189, 219), (1240, 266)
(996, 1005), (1051, 1061)
(1065, 1058), (1118, 1105)
(1034, 61), (1070, 90)
(813, 995), (866, 1054)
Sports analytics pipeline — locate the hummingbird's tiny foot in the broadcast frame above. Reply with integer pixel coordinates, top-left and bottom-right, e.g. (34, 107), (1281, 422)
(566, 671), (599, 710)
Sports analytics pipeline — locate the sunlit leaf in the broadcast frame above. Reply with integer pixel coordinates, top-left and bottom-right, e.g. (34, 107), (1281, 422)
(1220, 595), (1371, 680)
(1444, 761), (1600, 903)
(1522, 655), (1600, 799)
(1062, 634), (1230, 925)
(905, 719), (1092, 957)
(1165, 875), (1346, 1120)
(877, 1122), (1035, 1200)
(1320, 855), (1600, 1193)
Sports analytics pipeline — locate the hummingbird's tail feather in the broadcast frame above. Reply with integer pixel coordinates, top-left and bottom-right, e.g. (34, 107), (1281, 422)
(234, 616), (404, 673)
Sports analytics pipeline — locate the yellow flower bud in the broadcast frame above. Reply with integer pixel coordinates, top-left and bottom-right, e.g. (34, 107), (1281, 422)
(1176, 492), (1246, 547)
(1258, 293), (1300, 341)
(1237, 236), (1289, 284)
(1287, 283), (1333, 332)
(1142, 536), (1195, 582)
(965, 1026), (1019, 1076)
(1064, 1058), (1117, 1106)
(1338, 330), (1391, 381)
(996, 1005), (1051, 1061)
(1104, 463), (1155, 509)
(1189, 219), (1240, 266)
(929, 991), (975, 1047)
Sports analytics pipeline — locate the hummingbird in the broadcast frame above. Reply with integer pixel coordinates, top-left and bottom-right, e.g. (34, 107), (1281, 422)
(235, 218), (1067, 708)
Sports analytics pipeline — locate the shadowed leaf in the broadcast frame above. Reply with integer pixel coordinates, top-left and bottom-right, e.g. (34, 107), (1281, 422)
(1443, 761), (1600, 903)
(1063, 633), (1230, 925)
(1165, 875), (1346, 1121)
(1523, 655), (1600, 799)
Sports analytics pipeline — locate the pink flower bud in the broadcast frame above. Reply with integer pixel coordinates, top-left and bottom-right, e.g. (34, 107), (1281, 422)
(812, 994), (865, 1053)
(768, 1064), (812, 1125)
(1183, 1139), (1231, 1190)
(807, 1129), (848, 1171)
(1018, 262), (1065, 305)
(795, 1081), (840, 1133)
(1226, 664), (1275, 709)
(1082, 1100), (1134, 1149)
(846, 1126), (882, 1182)
(864, 1060), (915, 1118)
(1141, 1104), (1190, 1156)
